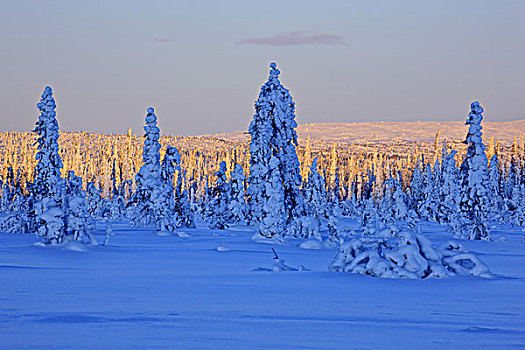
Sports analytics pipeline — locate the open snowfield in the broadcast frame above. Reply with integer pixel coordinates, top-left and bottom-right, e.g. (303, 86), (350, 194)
(1, 220), (524, 349)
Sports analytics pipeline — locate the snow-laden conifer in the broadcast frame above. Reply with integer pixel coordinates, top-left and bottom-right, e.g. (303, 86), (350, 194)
(66, 171), (96, 244)
(174, 170), (196, 228)
(130, 107), (162, 227)
(228, 164), (246, 224)
(155, 145), (180, 232)
(33, 86), (63, 199)
(487, 154), (505, 222)
(392, 175), (408, 221)
(247, 63), (305, 230)
(32, 86), (66, 244)
(208, 161), (230, 229)
(436, 147), (459, 226)
(456, 102), (491, 240)
(304, 158), (328, 227)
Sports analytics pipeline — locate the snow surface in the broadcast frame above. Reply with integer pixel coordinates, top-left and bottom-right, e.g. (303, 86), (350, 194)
(214, 120), (525, 145)
(1, 219), (524, 349)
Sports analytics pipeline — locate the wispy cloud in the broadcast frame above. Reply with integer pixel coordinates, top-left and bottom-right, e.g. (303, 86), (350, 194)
(237, 31), (345, 46)
(153, 38), (173, 43)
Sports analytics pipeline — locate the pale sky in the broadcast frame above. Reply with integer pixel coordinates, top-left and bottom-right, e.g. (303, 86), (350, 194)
(1, 0), (524, 136)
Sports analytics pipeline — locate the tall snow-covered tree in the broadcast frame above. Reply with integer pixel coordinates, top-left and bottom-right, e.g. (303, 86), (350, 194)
(302, 157), (327, 240)
(392, 175), (408, 221)
(174, 170), (196, 229)
(436, 148), (459, 226)
(456, 101), (491, 240)
(208, 161), (231, 229)
(487, 153), (505, 222)
(155, 145), (180, 232)
(228, 164), (246, 224)
(304, 158), (328, 221)
(130, 107), (162, 227)
(247, 62), (305, 231)
(33, 86), (63, 200)
(66, 171), (95, 244)
(32, 86), (66, 244)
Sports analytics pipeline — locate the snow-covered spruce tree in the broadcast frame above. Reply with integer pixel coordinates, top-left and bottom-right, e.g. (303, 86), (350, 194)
(208, 161), (231, 229)
(130, 107), (162, 227)
(66, 171), (96, 244)
(303, 158), (328, 233)
(361, 198), (379, 236)
(392, 175), (408, 221)
(228, 164), (247, 225)
(32, 86), (67, 244)
(408, 158), (424, 215)
(419, 163), (439, 222)
(487, 154), (505, 222)
(508, 183), (525, 227)
(437, 148), (459, 227)
(456, 102), (491, 240)
(247, 63), (305, 232)
(297, 158), (327, 240)
(155, 145), (180, 232)
(174, 170), (196, 228)
(378, 177), (395, 225)
(326, 203), (342, 247)
(86, 182), (104, 218)
(259, 156), (286, 239)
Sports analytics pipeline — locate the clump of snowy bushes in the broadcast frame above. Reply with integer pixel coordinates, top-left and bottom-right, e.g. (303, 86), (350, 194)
(329, 231), (492, 279)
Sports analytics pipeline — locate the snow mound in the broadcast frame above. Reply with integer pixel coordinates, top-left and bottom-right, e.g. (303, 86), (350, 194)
(173, 231), (189, 237)
(299, 239), (322, 250)
(329, 232), (492, 279)
(64, 242), (89, 252)
(157, 231), (172, 237)
(254, 259), (307, 272)
(251, 232), (283, 244)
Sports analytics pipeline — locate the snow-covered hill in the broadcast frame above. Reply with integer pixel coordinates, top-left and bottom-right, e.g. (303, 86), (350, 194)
(213, 119), (525, 145)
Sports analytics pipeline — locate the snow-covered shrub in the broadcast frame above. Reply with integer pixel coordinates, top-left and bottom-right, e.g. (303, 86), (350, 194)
(329, 231), (491, 279)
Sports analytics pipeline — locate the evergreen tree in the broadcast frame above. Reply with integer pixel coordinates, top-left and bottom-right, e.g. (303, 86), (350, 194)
(32, 86), (66, 244)
(392, 174), (408, 221)
(379, 177), (395, 225)
(156, 145), (180, 232)
(174, 169), (196, 228)
(130, 107), (162, 227)
(327, 203), (342, 246)
(508, 183), (525, 227)
(66, 171), (95, 244)
(304, 158), (328, 221)
(228, 164), (246, 224)
(247, 63), (305, 232)
(437, 148), (459, 226)
(208, 161), (230, 229)
(488, 153), (505, 222)
(456, 102), (491, 240)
